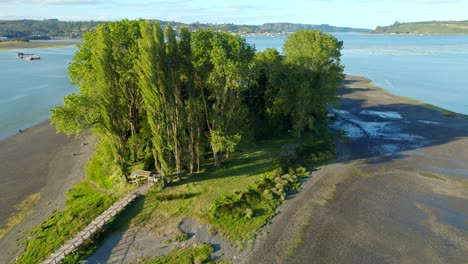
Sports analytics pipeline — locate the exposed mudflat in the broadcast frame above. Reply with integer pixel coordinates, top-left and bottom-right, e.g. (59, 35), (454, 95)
(242, 76), (468, 263)
(0, 121), (93, 263)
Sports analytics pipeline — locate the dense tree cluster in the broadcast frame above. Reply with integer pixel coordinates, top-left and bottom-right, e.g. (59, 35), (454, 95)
(50, 20), (343, 184)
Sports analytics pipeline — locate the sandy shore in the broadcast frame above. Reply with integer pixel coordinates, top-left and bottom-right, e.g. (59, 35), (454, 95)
(0, 121), (93, 263)
(241, 76), (468, 263)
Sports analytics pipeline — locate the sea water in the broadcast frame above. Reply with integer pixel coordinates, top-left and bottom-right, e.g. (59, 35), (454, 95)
(245, 34), (468, 116)
(1, 34), (468, 140)
(0, 46), (78, 140)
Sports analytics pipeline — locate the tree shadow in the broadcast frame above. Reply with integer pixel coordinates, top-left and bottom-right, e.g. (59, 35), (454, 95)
(330, 82), (468, 166)
(86, 195), (149, 263)
(177, 150), (275, 185)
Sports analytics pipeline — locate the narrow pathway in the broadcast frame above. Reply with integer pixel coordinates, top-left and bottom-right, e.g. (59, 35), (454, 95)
(42, 184), (151, 264)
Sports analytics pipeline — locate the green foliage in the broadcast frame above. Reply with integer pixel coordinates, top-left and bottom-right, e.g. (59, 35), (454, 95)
(280, 133), (336, 168)
(282, 30), (344, 137)
(141, 243), (214, 264)
(42, 21), (343, 261)
(208, 165), (308, 241)
(0, 19), (102, 39)
(192, 29), (255, 166)
(174, 231), (190, 242)
(16, 182), (118, 263)
(248, 31), (344, 138)
(85, 140), (123, 190)
(373, 20), (468, 34)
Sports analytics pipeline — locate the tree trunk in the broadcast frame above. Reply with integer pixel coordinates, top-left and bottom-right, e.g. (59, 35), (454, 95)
(214, 151), (222, 167)
(130, 122), (138, 162)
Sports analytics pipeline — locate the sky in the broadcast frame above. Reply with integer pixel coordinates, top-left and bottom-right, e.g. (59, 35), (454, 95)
(0, 0), (467, 29)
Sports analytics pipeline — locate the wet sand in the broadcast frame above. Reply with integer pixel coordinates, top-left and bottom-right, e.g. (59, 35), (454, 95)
(242, 76), (468, 263)
(0, 121), (93, 263)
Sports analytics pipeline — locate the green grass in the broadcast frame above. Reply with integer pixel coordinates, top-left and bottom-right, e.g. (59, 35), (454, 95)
(419, 172), (446, 182)
(130, 134), (334, 245)
(16, 182), (119, 263)
(0, 193), (40, 240)
(131, 144), (280, 239)
(141, 243), (214, 264)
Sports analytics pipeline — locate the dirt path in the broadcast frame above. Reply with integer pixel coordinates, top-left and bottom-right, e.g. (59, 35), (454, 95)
(242, 76), (468, 263)
(0, 121), (94, 263)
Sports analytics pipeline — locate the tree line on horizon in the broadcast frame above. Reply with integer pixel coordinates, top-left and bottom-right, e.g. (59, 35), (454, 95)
(50, 19), (344, 185)
(0, 19), (369, 39)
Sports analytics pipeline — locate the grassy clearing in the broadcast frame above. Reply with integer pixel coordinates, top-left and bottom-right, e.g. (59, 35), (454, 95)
(419, 172), (446, 182)
(129, 135), (334, 245)
(16, 182), (120, 263)
(0, 41), (77, 50)
(140, 243), (214, 264)
(0, 193), (40, 240)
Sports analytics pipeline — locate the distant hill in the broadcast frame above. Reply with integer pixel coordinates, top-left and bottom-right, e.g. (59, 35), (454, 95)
(259, 23), (370, 33)
(0, 19), (104, 39)
(0, 19), (370, 39)
(373, 21), (468, 35)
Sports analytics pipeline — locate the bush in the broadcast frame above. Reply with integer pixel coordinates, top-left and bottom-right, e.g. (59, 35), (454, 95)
(143, 243), (214, 264)
(209, 165), (309, 234)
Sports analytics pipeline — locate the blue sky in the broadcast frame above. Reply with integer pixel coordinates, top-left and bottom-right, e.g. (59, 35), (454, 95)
(0, 0), (467, 29)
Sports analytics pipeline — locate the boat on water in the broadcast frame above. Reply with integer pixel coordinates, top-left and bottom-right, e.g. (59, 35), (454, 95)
(17, 52), (40, 60)
(24, 55), (40, 61)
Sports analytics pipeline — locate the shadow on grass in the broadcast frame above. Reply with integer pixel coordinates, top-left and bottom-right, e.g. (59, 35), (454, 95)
(172, 149), (278, 187)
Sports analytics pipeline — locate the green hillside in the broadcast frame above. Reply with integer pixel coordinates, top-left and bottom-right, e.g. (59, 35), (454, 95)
(373, 21), (468, 34)
(0, 19), (370, 39)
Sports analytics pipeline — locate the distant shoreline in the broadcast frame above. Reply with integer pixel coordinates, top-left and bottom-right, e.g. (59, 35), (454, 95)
(0, 40), (79, 50)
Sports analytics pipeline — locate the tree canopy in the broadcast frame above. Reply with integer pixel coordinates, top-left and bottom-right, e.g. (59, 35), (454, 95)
(51, 20), (344, 184)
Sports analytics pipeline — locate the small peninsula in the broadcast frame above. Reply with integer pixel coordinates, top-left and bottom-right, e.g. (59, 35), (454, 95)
(373, 20), (468, 34)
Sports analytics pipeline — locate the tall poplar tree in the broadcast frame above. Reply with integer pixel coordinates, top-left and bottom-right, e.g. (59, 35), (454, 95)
(165, 24), (184, 181)
(136, 21), (171, 184)
(51, 21), (143, 179)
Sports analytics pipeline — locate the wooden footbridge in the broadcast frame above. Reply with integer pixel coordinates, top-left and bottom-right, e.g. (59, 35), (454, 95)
(42, 183), (152, 264)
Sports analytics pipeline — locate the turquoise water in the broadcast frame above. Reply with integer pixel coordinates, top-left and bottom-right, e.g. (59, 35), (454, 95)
(1, 34), (468, 140)
(246, 34), (468, 115)
(0, 46), (77, 140)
